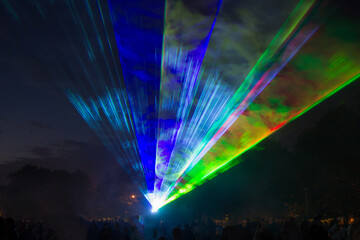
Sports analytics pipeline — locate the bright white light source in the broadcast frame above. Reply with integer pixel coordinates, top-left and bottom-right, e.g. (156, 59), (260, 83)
(145, 192), (165, 213)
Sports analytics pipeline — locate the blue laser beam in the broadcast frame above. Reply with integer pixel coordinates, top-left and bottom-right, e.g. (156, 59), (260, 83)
(108, 0), (166, 191)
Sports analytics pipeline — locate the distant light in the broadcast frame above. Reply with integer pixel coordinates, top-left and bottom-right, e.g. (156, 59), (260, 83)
(151, 207), (158, 213)
(131, 195), (136, 199)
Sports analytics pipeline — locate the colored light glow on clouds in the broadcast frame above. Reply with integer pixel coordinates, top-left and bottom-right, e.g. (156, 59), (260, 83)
(5, 0), (359, 211)
(149, 0), (319, 209)
(165, 14), (360, 205)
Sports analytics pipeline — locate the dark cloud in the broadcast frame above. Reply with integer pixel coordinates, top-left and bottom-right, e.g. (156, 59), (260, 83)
(29, 121), (54, 130)
(2, 139), (131, 186)
(52, 140), (89, 155)
(58, 140), (88, 147)
(29, 146), (53, 158)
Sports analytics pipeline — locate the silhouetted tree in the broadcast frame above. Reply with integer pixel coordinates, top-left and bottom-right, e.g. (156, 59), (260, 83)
(1, 165), (93, 219)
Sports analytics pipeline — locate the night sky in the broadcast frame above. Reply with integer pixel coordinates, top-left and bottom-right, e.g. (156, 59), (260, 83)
(0, 0), (360, 220)
(0, 1), (113, 178)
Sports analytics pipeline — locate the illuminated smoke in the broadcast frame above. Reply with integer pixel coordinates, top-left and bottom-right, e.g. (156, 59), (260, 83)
(4, 0), (359, 210)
